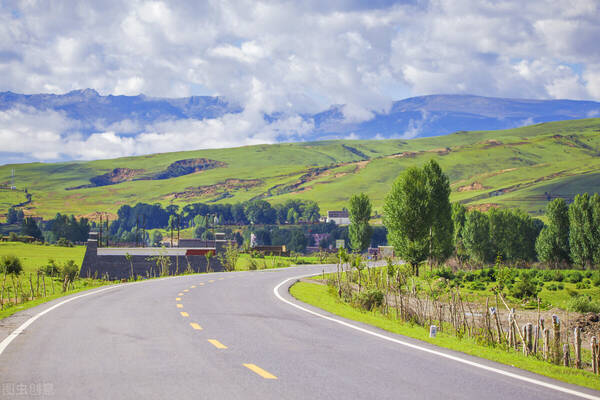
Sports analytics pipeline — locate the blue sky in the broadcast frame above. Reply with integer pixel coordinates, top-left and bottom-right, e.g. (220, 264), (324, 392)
(0, 0), (599, 162)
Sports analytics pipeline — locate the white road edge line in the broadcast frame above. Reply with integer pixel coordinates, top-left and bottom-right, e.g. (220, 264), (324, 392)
(0, 285), (118, 356)
(274, 274), (600, 400)
(0, 273), (205, 357)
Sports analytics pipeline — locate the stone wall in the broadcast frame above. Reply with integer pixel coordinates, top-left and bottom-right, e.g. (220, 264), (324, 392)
(80, 233), (223, 280)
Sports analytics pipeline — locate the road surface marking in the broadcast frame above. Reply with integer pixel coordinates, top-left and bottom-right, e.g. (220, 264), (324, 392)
(176, 297), (181, 301)
(178, 292), (184, 296)
(274, 275), (600, 400)
(243, 363), (277, 379)
(177, 304), (183, 308)
(0, 285), (119, 357)
(190, 323), (203, 330)
(180, 312), (189, 317)
(191, 285), (196, 288)
(183, 289), (189, 292)
(199, 283), (205, 285)
(208, 280), (215, 283)
(208, 339), (228, 349)
(218, 278), (224, 280)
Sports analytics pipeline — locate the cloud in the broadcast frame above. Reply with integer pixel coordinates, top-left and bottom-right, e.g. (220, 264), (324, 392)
(0, 105), (315, 161)
(1, 0), (599, 162)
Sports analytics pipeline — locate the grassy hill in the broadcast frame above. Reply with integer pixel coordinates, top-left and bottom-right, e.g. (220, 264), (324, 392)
(1, 118), (600, 221)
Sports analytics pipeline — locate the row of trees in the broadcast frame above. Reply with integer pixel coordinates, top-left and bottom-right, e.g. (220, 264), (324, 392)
(17, 213), (91, 244)
(109, 199), (321, 235)
(537, 194), (600, 268)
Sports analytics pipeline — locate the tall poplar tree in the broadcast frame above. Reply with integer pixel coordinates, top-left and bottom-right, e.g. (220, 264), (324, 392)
(348, 193), (373, 253)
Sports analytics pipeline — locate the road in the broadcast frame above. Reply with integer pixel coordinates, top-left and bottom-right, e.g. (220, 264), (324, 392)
(1, 264), (599, 399)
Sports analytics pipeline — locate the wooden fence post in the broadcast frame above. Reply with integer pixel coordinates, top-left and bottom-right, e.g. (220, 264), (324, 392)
(574, 327), (582, 369)
(563, 343), (570, 367)
(543, 328), (550, 361)
(591, 336), (598, 374)
(552, 315), (561, 365)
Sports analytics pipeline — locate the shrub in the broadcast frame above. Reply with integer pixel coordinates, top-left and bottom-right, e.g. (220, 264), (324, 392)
(478, 268), (496, 282)
(469, 281), (486, 291)
(60, 260), (79, 282)
(557, 283), (564, 290)
(546, 283), (558, 291)
(1, 255), (23, 275)
(568, 295), (600, 313)
(551, 270), (564, 282)
(40, 259), (61, 277)
(566, 271), (583, 283)
(540, 270), (555, 282)
(575, 281), (590, 290)
(355, 289), (384, 311)
(464, 272), (476, 282)
(432, 267), (455, 281)
(248, 259), (258, 270)
(56, 237), (73, 247)
(592, 272), (600, 287)
(509, 273), (540, 299)
(566, 287), (579, 297)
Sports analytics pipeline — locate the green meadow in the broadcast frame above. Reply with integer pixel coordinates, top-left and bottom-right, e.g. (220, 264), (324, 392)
(1, 118), (600, 219)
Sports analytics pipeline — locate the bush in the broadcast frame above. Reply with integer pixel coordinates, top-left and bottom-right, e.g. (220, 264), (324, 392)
(546, 283), (558, 291)
(40, 259), (60, 277)
(568, 295), (600, 313)
(248, 259), (258, 270)
(60, 260), (79, 283)
(1, 255), (23, 275)
(469, 281), (486, 291)
(355, 288), (384, 311)
(432, 267), (455, 281)
(592, 272), (600, 287)
(575, 281), (590, 290)
(557, 283), (564, 290)
(551, 270), (564, 282)
(56, 237), (73, 247)
(566, 271), (583, 283)
(566, 287), (579, 297)
(540, 270), (555, 282)
(509, 273), (540, 299)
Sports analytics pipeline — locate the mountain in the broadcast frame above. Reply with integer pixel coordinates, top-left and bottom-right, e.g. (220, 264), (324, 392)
(1, 90), (599, 141)
(1, 118), (600, 220)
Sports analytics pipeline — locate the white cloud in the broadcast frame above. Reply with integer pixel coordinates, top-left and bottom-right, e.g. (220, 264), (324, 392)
(1, 0), (599, 162)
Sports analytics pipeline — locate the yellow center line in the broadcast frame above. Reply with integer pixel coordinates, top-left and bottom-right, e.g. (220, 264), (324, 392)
(207, 339), (228, 349)
(199, 283), (205, 286)
(178, 292), (184, 296)
(183, 289), (189, 292)
(176, 297), (181, 301)
(243, 364), (277, 379)
(177, 304), (183, 308)
(180, 311), (189, 317)
(190, 322), (203, 330)
(218, 278), (224, 280)
(208, 280), (215, 283)
(190, 285), (196, 288)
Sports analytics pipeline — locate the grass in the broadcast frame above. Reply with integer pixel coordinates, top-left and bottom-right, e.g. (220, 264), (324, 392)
(290, 280), (600, 391)
(2, 118), (600, 219)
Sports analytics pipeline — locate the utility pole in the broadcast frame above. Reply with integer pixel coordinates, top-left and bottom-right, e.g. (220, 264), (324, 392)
(105, 214), (109, 247)
(99, 214), (103, 248)
(177, 214), (180, 247)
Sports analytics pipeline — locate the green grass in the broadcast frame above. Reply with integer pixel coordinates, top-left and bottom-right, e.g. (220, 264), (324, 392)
(290, 281), (600, 391)
(0, 242), (85, 273)
(2, 118), (600, 220)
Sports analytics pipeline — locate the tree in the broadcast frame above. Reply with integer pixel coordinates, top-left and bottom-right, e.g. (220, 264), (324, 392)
(536, 198), (570, 267)
(348, 193), (373, 253)
(452, 203), (468, 264)
(21, 217), (42, 240)
(151, 230), (163, 247)
(6, 207), (18, 224)
(569, 193), (594, 268)
(244, 200), (276, 225)
(424, 160), (453, 265)
(462, 210), (491, 264)
(383, 167), (431, 275)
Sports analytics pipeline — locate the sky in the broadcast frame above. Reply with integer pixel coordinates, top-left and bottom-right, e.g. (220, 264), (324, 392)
(1, 0), (599, 163)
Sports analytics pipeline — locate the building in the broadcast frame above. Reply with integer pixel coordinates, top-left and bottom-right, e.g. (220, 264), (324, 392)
(326, 210), (350, 225)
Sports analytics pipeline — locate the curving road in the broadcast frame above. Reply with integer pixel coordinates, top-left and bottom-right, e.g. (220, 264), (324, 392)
(1, 264), (599, 400)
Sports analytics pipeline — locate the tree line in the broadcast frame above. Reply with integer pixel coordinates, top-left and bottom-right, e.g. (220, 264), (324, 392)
(373, 159), (600, 275)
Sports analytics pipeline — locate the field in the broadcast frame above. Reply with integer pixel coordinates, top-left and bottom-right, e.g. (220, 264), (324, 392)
(1, 118), (600, 220)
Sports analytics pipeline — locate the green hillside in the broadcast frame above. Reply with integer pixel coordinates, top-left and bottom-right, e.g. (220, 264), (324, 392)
(2, 118), (600, 220)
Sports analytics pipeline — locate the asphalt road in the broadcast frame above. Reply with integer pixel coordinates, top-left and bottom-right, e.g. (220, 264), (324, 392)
(1, 264), (599, 400)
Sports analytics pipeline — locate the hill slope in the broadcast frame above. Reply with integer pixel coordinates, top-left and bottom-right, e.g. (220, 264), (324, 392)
(1, 118), (600, 220)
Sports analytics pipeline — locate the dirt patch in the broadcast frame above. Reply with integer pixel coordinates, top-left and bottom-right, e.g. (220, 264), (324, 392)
(457, 182), (488, 192)
(387, 151), (420, 159)
(167, 178), (262, 200)
(66, 168), (144, 190)
(482, 139), (503, 148)
(153, 158), (226, 180)
(426, 147), (451, 155)
(467, 203), (499, 212)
